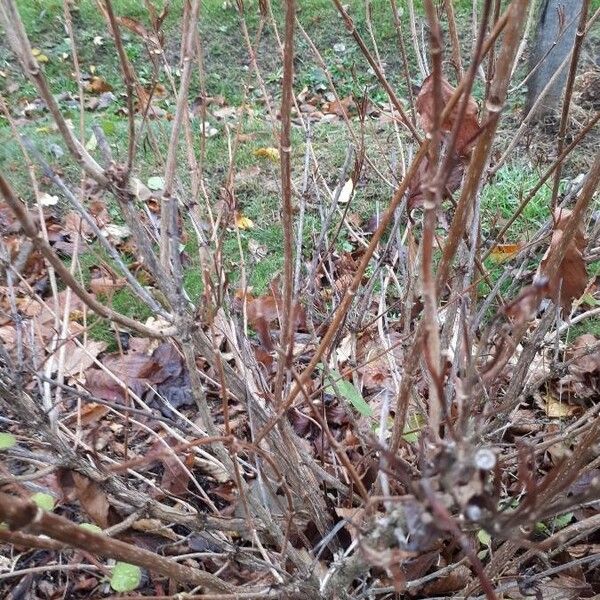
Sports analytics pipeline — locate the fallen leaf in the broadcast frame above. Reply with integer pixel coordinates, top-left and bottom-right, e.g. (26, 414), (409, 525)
(86, 76), (113, 94)
(357, 331), (403, 392)
(337, 179), (354, 204)
(558, 334), (600, 399)
(254, 147), (280, 162)
(504, 277), (550, 324)
(234, 211), (254, 230)
(132, 178), (152, 202)
(322, 95), (356, 118)
(541, 393), (579, 418)
(59, 339), (107, 377)
(85, 132), (97, 151)
(200, 121), (218, 137)
(235, 286), (306, 350)
(102, 223), (131, 242)
(131, 519), (178, 541)
(63, 402), (110, 426)
(32, 48), (49, 63)
(567, 334), (600, 376)
(147, 176), (165, 191)
(38, 193), (59, 207)
(90, 276), (126, 296)
(84, 342), (190, 408)
(155, 437), (191, 496)
(422, 565), (471, 595)
(72, 472), (111, 528)
(489, 243), (523, 263)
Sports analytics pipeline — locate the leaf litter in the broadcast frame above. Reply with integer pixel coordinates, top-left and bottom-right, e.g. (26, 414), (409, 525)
(1, 5), (600, 600)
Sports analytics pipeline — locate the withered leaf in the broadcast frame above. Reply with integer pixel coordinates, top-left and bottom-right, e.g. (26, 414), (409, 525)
(72, 472), (111, 528)
(90, 276), (126, 296)
(504, 277), (550, 324)
(154, 437), (191, 497)
(322, 95), (356, 118)
(60, 340), (107, 377)
(407, 153), (465, 211)
(567, 334), (600, 376)
(538, 208), (588, 311)
(235, 287), (306, 350)
(416, 74), (480, 156)
(490, 243), (523, 263)
(86, 76), (113, 94)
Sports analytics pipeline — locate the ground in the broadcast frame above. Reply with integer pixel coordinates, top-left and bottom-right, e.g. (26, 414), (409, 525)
(1, 0), (600, 598)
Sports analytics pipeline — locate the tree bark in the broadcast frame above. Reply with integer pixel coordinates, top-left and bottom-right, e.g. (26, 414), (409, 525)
(525, 0), (584, 122)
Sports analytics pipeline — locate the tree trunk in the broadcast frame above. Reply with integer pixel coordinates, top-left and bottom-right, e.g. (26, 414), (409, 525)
(525, 0), (584, 122)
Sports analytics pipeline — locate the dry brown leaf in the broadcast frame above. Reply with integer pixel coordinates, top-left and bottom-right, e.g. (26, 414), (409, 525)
(504, 278), (550, 324)
(416, 74), (480, 156)
(356, 331), (403, 392)
(60, 339), (107, 377)
(131, 519), (178, 541)
(421, 565), (471, 595)
(322, 95), (356, 118)
(63, 402), (110, 426)
(116, 16), (151, 38)
(90, 276), (126, 296)
(85, 342), (187, 409)
(567, 334), (600, 376)
(156, 438), (191, 497)
(64, 211), (95, 237)
(235, 287), (306, 350)
(86, 76), (112, 94)
(72, 472), (111, 528)
(489, 243), (523, 263)
(538, 208), (588, 311)
(407, 153), (465, 211)
(193, 456), (231, 483)
(557, 333), (600, 399)
(540, 393), (580, 418)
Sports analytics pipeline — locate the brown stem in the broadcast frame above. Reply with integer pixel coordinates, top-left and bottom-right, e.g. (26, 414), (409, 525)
(389, 0), (416, 122)
(274, 0), (296, 408)
(0, 492), (234, 593)
(102, 0), (137, 173)
(436, 0), (530, 294)
(160, 0), (201, 273)
(444, 0), (464, 79)
(422, 0), (444, 435)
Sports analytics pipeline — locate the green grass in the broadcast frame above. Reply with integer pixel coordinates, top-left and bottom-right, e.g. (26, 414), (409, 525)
(481, 164), (554, 241)
(3, 0), (480, 108)
(3, 0), (599, 346)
